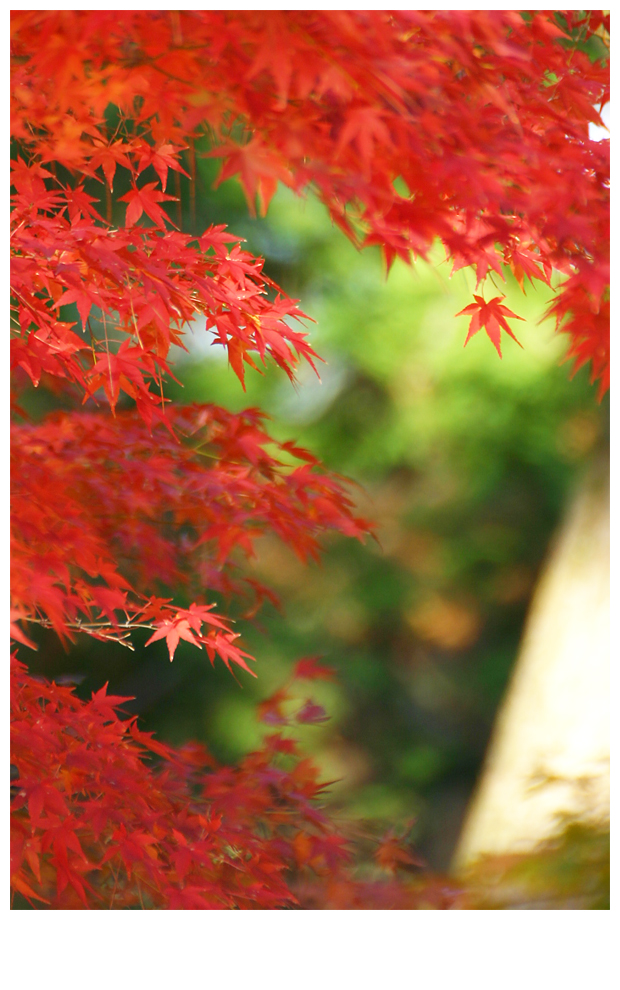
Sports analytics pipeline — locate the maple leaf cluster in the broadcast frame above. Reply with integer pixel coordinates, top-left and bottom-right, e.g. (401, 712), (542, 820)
(10, 10), (609, 909)
(11, 10), (609, 394)
(12, 655), (463, 910)
(10, 168), (317, 417)
(11, 403), (369, 662)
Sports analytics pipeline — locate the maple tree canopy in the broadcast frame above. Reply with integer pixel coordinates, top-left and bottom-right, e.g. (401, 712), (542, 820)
(10, 10), (609, 909)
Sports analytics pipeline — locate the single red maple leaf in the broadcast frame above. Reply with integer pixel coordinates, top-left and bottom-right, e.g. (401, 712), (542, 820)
(210, 137), (294, 216)
(145, 616), (202, 661)
(119, 183), (177, 229)
(456, 294), (525, 358)
(136, 142), (190, 191)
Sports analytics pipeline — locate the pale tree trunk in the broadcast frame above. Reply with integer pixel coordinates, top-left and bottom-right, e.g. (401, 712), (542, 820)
(452, 452), (610, 872)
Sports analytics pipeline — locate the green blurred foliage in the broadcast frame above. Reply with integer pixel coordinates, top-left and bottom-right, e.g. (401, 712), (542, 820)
(23, 157), (609, 872)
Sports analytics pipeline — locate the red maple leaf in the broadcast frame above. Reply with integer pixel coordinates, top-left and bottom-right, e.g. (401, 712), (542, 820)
(456, 294), (525, 357)
(210, 138), (294, 216)
(119, 183), (177, 228)
(136, 143), (190, 191)
(10, 610), (37, 650)
(294, 656), (336, 681)
(144, 616), (202, 661)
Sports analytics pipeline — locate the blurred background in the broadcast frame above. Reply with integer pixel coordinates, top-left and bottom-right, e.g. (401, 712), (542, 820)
(23, 155), (609, 882)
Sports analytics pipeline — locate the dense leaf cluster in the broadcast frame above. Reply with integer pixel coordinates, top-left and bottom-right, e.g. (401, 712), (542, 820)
(12, 654), (463, 909)
(10, 10), (609, 908)
(12, 10), (609, 392)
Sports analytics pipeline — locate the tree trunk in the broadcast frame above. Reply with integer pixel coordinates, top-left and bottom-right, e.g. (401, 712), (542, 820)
(452, 452), (610, 871)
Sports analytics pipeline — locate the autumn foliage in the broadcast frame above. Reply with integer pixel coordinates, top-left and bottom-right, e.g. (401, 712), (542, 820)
(10, 11), (609, 908)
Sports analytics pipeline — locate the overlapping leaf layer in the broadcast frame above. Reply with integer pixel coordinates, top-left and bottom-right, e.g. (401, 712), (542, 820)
(12, 656), (462, 909)
(10, 10), (609, 909)
(12, 10), (609, 395)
